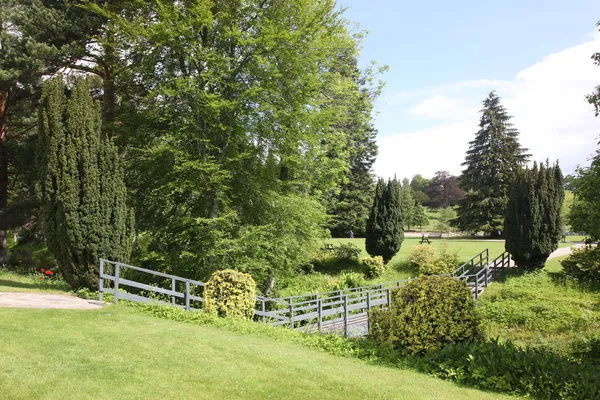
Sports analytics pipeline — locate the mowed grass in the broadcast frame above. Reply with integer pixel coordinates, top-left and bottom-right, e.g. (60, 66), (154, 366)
(477, 256), (600, 357)
(0, 271), (71, 294)
(0, 306), (516, 400)
(325, 237), (507, 265)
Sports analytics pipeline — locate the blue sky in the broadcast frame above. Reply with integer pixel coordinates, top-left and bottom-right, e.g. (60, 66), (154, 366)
(338, 0), (600, 179)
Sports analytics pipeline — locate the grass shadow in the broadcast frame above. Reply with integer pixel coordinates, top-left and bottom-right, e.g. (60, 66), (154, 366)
(312, 258), (362, 275)
(0, 277), (70, 292)
(389, 260), (419, 277)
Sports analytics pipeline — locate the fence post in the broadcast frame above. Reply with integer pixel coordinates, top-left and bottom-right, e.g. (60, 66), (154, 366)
(386, 288), (391, 308)
(171, 279), (176, 306)
(366, 291), (371, 332)
(486, 248), (489, 264)
(343, 295), (348, 337)
(185, 282), (190, 311)
(484, 267), (488, 287)
(360, 287), (364, 313)
(317, 299), (322, 333)
(261, 300), (266, 323)
(474, 278), (479, 300)
(99, 260), (104, 302)
(289, 298), (294, 329)
(114, 263), (120, 304)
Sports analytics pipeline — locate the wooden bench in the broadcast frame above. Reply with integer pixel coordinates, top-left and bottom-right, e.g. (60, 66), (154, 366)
(419, 233), (442, 244)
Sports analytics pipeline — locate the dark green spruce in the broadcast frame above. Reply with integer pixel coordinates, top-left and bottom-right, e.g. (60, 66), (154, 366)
(505, 161), (564, 269)
(38, 78), (133, 289)
(366, 177), (404, 263)
(456, 91), (530, 237)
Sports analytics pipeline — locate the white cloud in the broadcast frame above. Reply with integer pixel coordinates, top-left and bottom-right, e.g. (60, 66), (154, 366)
(374, 31), (600, 180)
(407, 95), (476, 120)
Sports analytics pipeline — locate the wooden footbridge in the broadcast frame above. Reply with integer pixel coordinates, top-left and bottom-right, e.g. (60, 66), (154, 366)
(99, 249), (512, 337)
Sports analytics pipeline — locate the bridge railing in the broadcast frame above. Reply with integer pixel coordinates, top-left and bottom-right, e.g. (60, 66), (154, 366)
(99, 259), (205, 310)
(99, 248), (510, 335)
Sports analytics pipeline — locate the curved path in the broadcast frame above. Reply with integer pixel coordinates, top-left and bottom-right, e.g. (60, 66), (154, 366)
(0, 292), (104, 310)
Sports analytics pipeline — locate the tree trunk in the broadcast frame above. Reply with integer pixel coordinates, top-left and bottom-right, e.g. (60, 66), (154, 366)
(0, 89), (9, 265)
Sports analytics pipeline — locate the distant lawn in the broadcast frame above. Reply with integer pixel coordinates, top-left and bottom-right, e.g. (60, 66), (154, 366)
(325, 237), (506, 265)
(0, 271), (71, 294)
(0, 306), (515, 400)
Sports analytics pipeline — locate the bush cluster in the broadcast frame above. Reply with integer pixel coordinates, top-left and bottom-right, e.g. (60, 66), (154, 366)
(407, 242), (459, 275)
(362, 256), (385, 278)
(561, 245), (600, 285)
(334, 243), (361, 260)
(370, 275), (481, 355)
(417, 339), (599, 399)
(333, 271), (366, 290)
(203, 269), (257, 319)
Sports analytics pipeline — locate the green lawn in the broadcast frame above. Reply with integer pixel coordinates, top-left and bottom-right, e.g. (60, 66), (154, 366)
(478, 255), (600, 360)
(0, 271), (71, 294)
(0, 305), (515, 400)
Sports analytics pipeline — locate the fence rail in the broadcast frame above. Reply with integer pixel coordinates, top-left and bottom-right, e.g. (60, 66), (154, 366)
(98, 248), (511, 337)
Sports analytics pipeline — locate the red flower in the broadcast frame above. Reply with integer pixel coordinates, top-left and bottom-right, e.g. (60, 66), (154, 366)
(45, 270), (54, 276)
(40, 268), (45, 273)
(39, 276), (43, 281)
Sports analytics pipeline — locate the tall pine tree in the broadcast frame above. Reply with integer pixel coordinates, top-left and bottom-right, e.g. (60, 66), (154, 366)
(456, 91), (529, 237)
(505, 161), (564, 269)
(366, 177), (404, 263)
(38, 78), (133, 289)
(401, 178), (416, 230)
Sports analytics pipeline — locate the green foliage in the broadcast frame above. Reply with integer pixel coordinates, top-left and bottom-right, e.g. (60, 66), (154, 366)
(433, 207), (456, 233)
(505, 161), (564, 269)
(362, 256), (385, 278)
(334, 242), (361, 260)
(365, 177), (404, 263)
(586, 21), (600, 117)
(568, 141), (600, 242)
(407, 242), (459, 275)
(333, 271), (366, 290)
(400, 178), (415, 230)
(37, 78), (134, 290)
(411, 203), (429, 231)
(203, 269), (257, 320)
(6, 242), (56, 274)
(456, 91), (530, 236)
(107, 0), (381, 286)
(561, 245), (600, 285)
(418, 339), (600, 399)
(370, 276), (482, 355)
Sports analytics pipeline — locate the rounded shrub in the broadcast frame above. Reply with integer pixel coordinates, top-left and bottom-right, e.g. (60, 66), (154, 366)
(334, 243), (361, 260)
(370, 275), (481, 355)
(362, 256), (385, 278)
(407, 243), (458, 275)
(203, 269), (257, 319)
(560, 245), (600, 285)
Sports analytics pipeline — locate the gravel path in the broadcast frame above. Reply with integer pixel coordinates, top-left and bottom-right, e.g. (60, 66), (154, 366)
(547, 243), (584, 260)
(0, 292), (104, 310)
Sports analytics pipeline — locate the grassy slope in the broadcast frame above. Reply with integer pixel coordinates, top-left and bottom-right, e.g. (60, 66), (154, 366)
(477, 255), (600, 356)
(0, 306), (514, 400)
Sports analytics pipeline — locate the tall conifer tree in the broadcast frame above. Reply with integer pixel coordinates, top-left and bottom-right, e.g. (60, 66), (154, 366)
(401, 178), (415, 230)
(456, 91), (529, 237)
(505, 161), (564, 269)
(366, 177), (404, 263)
(38, 78), (133, 289)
